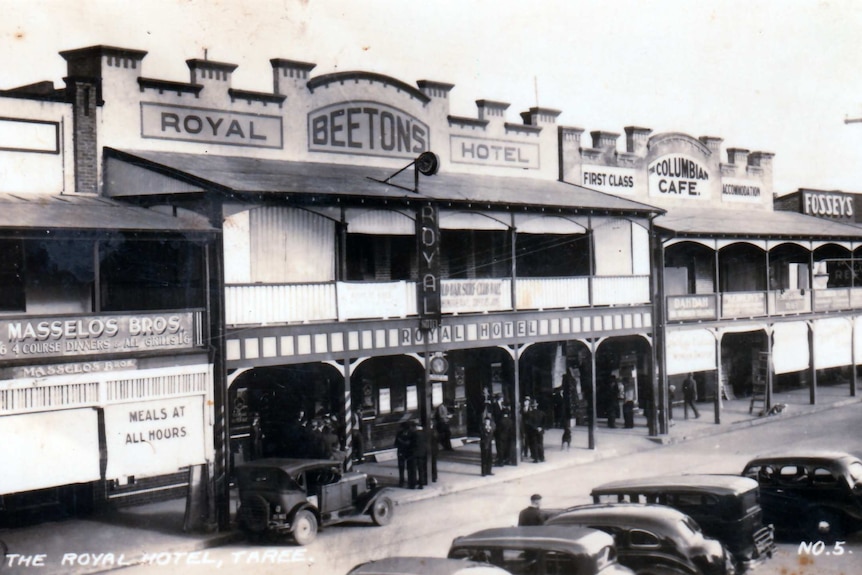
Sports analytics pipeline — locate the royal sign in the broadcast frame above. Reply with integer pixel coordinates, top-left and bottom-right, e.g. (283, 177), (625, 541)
(141, 103), (283, 149)
(308, 101), (429, 159)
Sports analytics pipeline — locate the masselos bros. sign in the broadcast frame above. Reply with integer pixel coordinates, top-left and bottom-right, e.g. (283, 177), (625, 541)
(0, 312), (202, 360)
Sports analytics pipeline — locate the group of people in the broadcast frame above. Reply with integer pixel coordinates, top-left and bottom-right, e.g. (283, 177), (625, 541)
(394, 419), (439, 489)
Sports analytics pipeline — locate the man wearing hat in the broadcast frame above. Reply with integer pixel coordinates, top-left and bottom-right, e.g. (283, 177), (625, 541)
(518, 493), (545, 526)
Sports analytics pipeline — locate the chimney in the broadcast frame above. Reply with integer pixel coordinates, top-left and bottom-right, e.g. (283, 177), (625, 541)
(476, 100), (509, 123)
(727, 147), (750, 166)
(591, 131), (619, 153)
(271, 59), (316, 94)
(521, 107), (561, 127)
(624, 126), (652, 156)
(187, 58), (238, 86)
(699, 136), (723, 156)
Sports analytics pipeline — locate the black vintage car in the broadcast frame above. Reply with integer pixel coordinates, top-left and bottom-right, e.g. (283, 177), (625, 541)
(347, 557), (515, 575)
(235, 458), (394, 545)
(448, 525), (635, 575)
(590, 474), (774, 571)
(742, 451), (862, 540)
(545, 503), (735, 575)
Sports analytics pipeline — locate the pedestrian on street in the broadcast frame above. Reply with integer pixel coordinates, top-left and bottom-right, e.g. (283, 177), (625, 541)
(434, 403), (453, 451)
(520, 397), (531, 458)
(429, 418), (439, 482)
(411, 420), (429, 488)
(394, 421), (412, 488)
(530, 398), (545, 462)
(623, 376), (636, 429)
(683, 372), (700, 419)
(496, 408), (514, 466)
(606, 375), (620, 428)
(479, 414), (495, 476)
(668, 384), (676, 426)
(518, 493), (545, 526)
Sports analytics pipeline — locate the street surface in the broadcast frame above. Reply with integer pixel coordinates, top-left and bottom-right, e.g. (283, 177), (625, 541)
(115, 404), (862, 575)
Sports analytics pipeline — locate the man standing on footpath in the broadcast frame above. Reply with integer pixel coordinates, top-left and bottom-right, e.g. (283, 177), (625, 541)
(683, 372), (700, 419)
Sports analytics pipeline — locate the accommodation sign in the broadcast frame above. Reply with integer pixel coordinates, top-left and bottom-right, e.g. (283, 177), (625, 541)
(0, 312), (201, 360)
(722, 178), (762, 204)
(450, 135), (539, 169)
(141, 103), (283, 149)
(308, 101), (429, 159)
(648, 154), (710, 199)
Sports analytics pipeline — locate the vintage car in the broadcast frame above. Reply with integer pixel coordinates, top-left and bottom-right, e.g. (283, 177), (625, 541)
(347, 557), (514, 575)
(447, 525), (635, 575)
(235, 458), (394, 545)
(545, 503), (735, 575)
(590, 474), (774, 571)
(742, 451), (862, 540)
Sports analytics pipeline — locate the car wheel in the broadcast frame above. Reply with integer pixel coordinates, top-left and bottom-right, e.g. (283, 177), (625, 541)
(808, 508), (844, 542)
(370, 496), (394, 526)
(292, 509), (318, 545)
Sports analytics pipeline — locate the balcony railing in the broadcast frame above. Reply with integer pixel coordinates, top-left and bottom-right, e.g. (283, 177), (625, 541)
(225, 275), (651, 326)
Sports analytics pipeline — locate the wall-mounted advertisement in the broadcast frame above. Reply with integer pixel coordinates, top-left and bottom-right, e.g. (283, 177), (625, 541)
(648, 154), (711, 200)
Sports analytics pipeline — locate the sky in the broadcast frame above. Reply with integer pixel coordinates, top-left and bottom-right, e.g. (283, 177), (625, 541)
(3, 0), (862, 195)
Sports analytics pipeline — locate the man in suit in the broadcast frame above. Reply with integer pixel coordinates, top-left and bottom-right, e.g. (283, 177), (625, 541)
(518, 494), (545, 526)
(479, 414), (495, 476)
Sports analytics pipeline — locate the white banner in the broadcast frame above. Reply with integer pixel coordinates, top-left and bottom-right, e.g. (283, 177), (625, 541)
(666, 329), (716, 375)
(772, 321), (810, 374)
(814, 317), (852, 369)
(104, 395), (206, 479)
(0, 409), (100, 493)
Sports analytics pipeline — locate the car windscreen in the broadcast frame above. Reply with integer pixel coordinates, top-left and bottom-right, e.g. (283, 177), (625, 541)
(849, 461), (862, 485)
(237, 466), (295, 490)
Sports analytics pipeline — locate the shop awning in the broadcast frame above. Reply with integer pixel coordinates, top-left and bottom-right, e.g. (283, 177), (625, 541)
(0, 192), (215, 233)
(656, 207), (862, 240)
(104, 148), (663, 215)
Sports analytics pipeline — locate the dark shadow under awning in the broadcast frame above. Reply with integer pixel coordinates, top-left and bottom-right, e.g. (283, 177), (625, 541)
(0, 192), (215, 234)
(656, 206), (862, 241)
(104, 148), (664, 216)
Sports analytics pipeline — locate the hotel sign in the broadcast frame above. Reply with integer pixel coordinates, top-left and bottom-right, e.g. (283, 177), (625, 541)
(141, 103), (283, 149)
(450, 135), (539, 169)
(308, 101), (429, 159)
(0, 311), (202, 361)
(417, 203), (441, 330)
(649, 154), (710, 199)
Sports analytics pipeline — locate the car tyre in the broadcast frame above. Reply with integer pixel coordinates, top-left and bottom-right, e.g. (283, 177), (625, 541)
(807, 508), (844, 543)
(292, 509), (318, 545)
(371, 495), (394, 526)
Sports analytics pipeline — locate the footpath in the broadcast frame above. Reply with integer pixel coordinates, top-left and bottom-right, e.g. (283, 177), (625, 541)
(1, 385), (859, 575)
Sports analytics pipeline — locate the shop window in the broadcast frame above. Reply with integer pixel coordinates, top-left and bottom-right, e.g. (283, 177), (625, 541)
(100, 238), (204, 312)
(0, 239), (25, 312)
(346, 234), (415, 281)
(23, 239), (95, 314)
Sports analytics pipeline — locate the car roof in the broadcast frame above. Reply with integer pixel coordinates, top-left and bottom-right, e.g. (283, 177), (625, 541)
(450, 526), (614, 555)
(547, 503), (692, 531)
(591, 474), (759, 496)
(235, 457), (341, 475)
(348, 557), (513, 575)
(744, 451), (862, 468)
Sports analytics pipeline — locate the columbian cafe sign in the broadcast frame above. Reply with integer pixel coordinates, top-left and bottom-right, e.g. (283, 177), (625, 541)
(0, 311), (202, 361)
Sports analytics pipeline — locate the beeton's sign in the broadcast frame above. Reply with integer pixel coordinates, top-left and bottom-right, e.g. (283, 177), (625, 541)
(308, 101), (429, 159)
(141, 103), (283, 149)
(648, 154), (710, 199)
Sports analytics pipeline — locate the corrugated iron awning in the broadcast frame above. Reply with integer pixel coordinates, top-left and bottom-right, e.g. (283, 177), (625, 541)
(656, 207), (862, 240)
(0, 192), (215, 233)
(104, 148), (663, 215)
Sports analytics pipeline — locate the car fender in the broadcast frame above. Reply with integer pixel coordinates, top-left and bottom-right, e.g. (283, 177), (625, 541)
(357, 486), (396, 514)
(289, 502), (320, 526)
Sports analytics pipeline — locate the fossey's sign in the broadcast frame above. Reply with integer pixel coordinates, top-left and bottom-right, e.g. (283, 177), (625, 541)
(141, 103), (283, 149)
(308, 101), (429, 159)
(802, 190), (854, 221)
(648, 154), (710, 199)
